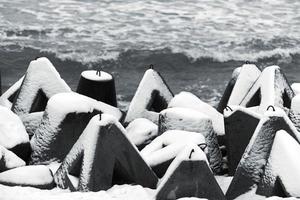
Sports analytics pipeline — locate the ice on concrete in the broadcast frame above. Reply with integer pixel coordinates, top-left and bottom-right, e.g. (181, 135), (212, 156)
(0, 145), (25, 172)
(159, 107), (223, 173)
(12, 57), (71, 116)
(125, 118), (158, 150)
(30, 92), (123, 165)
(168, 91), (224, 136)
(156, 144), (225, 200)
(0, 76), (24, 109)
(54, 114), (158, 192)
(239, 66), (294, 113)
(0, 165), (55, 189)
(124, 69), (173, 125)
(226, 107), (300, 200)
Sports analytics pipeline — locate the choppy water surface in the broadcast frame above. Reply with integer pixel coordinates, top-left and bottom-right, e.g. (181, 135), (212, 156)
(0, 0), (300, 108)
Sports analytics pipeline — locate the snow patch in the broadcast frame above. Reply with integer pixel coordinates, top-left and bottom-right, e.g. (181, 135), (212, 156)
(168, 91), (224, 136)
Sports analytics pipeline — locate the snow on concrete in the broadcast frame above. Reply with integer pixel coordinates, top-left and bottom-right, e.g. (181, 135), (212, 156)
(215, 176), (233, 194)
(30, 92), (123, 165)
(124, 69), (173, 125)
(157, 143), (209, 189)
(0, 106), (29, 150)
(227, 64), (261, 107)
(260, 130), (300, 197)
(0, 165), (55, 189)
(12, 57), (71, 116)
(217, 67), (241, 112)
(0, 184), (156, 200)
(81, 70), (112, 81)
(291, 94), (300, 113)
(54, 114), (158, 192)
(226, 107), (300, 200)
(223, 105), (262, 175)
(0, 76), (24, 109)
(291, 83), (300, 95)
(125, 118), (158, 149)
(159, 107), (222, 173)
(0, 145), (25, 172)
(168, 91), (224, 136)
(239, 66), (294, 113)
(21, 111), (44, 138)
(141, 130), (206, 167)
(156, 144), (225, 200)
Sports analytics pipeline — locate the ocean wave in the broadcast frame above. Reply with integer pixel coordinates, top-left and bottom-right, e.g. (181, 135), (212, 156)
(0, 0), (299, 64)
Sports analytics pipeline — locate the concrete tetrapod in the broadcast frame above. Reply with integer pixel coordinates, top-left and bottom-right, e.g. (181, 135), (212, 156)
(156, 144), (225, 200)
(30, 92), (123, 165)
(224, 106), (262, 175)
(226, 107), (300, 200)
(124, 68), (173, 125)
(54, 114), (158, 192)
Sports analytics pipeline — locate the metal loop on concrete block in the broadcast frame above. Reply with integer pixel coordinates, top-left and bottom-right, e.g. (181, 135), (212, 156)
(198, 143), (207, 151)
(189, 149), (195, 159)
(225, 105), (233, 112)
(267, 105), (275, 112)
(96, 70), (101, 76)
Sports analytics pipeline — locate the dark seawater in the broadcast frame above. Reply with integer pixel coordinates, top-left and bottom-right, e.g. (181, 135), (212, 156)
(1, 0), (300, 109)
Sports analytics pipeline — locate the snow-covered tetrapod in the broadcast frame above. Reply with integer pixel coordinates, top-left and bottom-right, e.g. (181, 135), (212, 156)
(258, 130), (300, 197)
(54, 114), (158, 192)
(226, 107), (300, 199)
(217, 64), (261, 113)
(156, 144), (225, 200)
(158, 107), (223, 174)
(224, 106), (262, 175)
(141, 130), (206, 177)
(168, 91), (224, 137)
(11, 57), (71, 136)
(124, 68), (173, 125)
(29, 92), (123, 165)
(239, 66), (294, 113)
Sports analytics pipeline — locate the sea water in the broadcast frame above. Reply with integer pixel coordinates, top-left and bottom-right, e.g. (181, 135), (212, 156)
(0, 0), (300, 109)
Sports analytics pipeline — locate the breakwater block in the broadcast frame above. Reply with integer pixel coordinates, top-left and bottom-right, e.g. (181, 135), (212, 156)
(257, 130), (300, 197)
(158, 107), (222, 174)
(168, 91), (224, 137)
(76, 70), (117, 107)
(218, 64), (261, 113)
(156, 144), (225, 200)
(226, 107), (300, 200)
(29, 92), (123, 165)
(141, 130), (206, 178)
(124, 68), (173, 125)
(224, 106), (262, 175)
(54, 114), (158, 191)
(239, 66), (294, 113)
